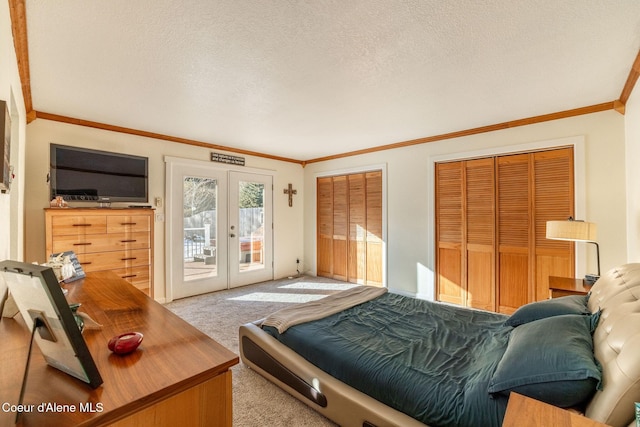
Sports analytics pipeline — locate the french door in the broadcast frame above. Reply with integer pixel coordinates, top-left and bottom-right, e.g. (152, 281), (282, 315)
(166, 159), (273, 300)
(229, 171), (273, 288)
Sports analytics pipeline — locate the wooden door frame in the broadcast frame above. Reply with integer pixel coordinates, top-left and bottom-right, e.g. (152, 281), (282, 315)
(426, 135), (587, 301)
(312, 163), (388, 288)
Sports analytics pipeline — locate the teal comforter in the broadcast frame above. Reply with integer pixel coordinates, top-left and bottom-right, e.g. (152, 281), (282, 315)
(263, 292), (511, 427)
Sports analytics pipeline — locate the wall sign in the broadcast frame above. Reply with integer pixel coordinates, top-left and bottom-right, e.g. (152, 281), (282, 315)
(211, 152), (245, 166)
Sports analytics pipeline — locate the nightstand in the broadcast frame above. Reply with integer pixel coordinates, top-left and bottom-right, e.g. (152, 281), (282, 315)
(548, 276), (592, 298)
(503, 392), (611, 427)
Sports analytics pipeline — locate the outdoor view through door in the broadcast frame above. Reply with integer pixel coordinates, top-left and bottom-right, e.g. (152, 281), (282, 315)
(236, 180), (266, 273)
(183, 176), (218, 282)
(183, 177), (269, 283)
(167, 159), (273, 300)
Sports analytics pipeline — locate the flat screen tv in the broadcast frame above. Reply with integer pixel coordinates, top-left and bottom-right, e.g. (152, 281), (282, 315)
(50, 144), (148, 203)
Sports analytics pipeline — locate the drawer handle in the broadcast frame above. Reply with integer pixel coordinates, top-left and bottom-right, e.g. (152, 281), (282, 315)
(122, 274), (138, 279)
(121, 239), (137, 243)
(121, 222), (137, 226)
(83, 262), (93, 265)
(73, 242), (92, 246)
(72, 224), (92, 227)
(121, 257), (137, 261)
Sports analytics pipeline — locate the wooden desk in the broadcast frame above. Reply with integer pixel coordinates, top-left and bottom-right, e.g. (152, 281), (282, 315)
(549, 276), (592, 298)
(0, 272), (238, 427)
(503, 393), (611, 427)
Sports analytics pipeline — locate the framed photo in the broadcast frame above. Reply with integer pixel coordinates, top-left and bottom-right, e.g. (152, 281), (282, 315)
(0, 100), (11, 193)
(0, 260), (103, 388)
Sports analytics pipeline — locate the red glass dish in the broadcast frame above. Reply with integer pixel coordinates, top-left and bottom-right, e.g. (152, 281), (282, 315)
(108, 332), (144, 355)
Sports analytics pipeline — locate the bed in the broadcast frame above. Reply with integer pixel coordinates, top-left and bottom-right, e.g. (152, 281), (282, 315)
(239, 263), (640, 427)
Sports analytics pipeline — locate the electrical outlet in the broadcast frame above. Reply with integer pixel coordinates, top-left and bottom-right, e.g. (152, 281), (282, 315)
(155, 213), (165, 222)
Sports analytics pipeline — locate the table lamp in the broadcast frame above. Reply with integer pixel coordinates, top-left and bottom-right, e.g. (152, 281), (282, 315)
(546, 217), (600, 285)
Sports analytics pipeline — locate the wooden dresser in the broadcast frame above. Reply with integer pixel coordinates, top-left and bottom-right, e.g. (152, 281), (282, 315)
(45, 208), (154, 295)
(0, 272), (238, 427)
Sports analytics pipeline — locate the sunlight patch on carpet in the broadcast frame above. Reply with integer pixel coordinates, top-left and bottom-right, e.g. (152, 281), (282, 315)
(279, 282), (357, 291)
(228, 292), (328, 303)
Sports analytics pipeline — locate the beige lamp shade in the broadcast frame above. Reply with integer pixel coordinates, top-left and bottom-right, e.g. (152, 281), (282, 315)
(546, 219), (597, 242)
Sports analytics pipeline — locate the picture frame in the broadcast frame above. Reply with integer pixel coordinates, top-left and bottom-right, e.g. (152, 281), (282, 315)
(0, 100), (11, 193)
(0, 260), (103, 389)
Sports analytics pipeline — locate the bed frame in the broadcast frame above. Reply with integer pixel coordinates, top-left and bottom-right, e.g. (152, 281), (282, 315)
(239, 263), (640, 427)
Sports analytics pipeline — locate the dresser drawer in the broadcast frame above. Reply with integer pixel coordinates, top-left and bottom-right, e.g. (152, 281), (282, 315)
(107, 215), (151, 233)
(51, 215), (108, 236)
(80, 249), (150, 272)
(112, 265), (150, 290)
(51, 232), (150, 254)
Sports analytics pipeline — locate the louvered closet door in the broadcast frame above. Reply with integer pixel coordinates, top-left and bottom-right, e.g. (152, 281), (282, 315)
(533, 148), (575, 300)
(496, 153), (532, 313)
(465, 158), (496, 311)
(348, 174), (366, 283)
(435, 162), (464, 305)
(316, 177), (333, 277)
(436, 148), (573, 313)
(365, 171), (383, 285)
(332, 176), (349, 281)
(317, 171), (383, 285)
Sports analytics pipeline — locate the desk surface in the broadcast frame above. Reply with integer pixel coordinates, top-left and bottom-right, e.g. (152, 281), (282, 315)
(0, 272), (238, 427)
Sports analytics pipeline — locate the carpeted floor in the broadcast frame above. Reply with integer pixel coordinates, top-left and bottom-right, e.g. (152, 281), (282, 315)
(165, 275), (354, 427)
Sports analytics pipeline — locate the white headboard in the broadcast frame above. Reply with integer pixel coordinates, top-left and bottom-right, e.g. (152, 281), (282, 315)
(585, 263), (640, 427)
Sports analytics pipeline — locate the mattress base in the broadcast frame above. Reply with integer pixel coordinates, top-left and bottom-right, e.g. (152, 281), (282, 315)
(239, 322), (428, 427)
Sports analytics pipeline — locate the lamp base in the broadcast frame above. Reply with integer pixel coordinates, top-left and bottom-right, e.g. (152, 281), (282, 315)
(584, 274), (600, 286)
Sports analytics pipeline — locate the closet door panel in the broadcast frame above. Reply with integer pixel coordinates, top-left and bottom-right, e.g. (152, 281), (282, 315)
(438, 244), (463, 305)
(332, 176), (348, 281)
(435, 162), (464, 305)
(365, 171), (383, 285)
(498, 251), (529, 313)
(467, 246), (494, 310)
(465, 158), (495, 311)
(533, 148), (575, 300)
(317, 177), (334, 277)
(348, 174), (366, 283)
(497, 154), (531, 313)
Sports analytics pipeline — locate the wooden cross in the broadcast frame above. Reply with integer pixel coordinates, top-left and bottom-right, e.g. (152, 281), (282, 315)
(283, 183), (297, 207)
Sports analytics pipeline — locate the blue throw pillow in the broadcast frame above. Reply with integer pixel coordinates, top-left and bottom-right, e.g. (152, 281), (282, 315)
(505, 295), (590, 327)
(489, 314), (601, 408)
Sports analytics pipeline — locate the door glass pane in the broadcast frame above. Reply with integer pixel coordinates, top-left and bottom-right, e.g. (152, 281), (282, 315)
(238, 181), (265, 272)
(183, 176), (217, 281)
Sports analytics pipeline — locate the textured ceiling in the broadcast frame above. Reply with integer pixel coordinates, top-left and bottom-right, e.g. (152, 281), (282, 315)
(24, 0), (640, 161)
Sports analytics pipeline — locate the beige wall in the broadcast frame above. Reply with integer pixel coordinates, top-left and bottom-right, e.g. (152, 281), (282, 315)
(0, 1), (27, 262)
(24, 119), (305, 302)
(303, 110), (628, 297)
(625, 86), (640, 262)
(6, 0), (636, 300)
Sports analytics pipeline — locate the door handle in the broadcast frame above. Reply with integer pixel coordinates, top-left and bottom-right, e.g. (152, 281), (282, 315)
(230, 233), (236, 238)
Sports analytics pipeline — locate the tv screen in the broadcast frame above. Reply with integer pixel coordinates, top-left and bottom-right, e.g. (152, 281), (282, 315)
(50, 144), (148, 203)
